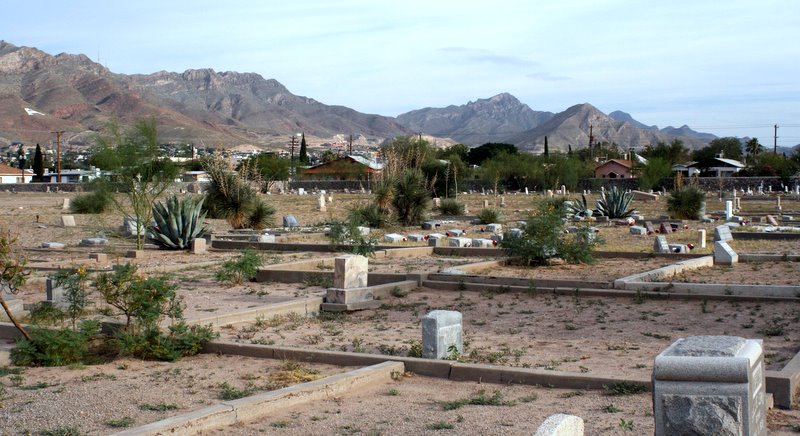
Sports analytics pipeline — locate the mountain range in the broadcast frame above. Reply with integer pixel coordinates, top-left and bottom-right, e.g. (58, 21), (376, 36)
(0, 40), (716, 153)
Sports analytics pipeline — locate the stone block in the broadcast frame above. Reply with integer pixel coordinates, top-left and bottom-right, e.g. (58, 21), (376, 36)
(383, 233), (405, 243)
(471, 238), (494, 248)
(653, 235), (670, 253)
(446, 229), (464, 237)
(41, 242), (65, 249)
(282, 215), (299, 227)
(659, 223), (672, 234)
(596, 216), (609, 223)
(249, 233), (276, 243)
(407, 234), (425, 242)
(485, 223), (502, 233)
(653, 336), (766, 436)
(427, 235), (445, 246)
(422, 310), (463, 359)
(508, 228), (523, 238)
(632, 190), (658, 201)
(61, 215), (76, 227)
(714, 241), (738, 265)
(782, 215), (794, 222)
(440, 268), (466, 275)
(490, 234), (503, 243)
(631, 214), (645, 221)
(714, 225), (733, 242)
(191, 238), (206, 254)
(89, 252), (108, 263)
(766, 215), (779, 226)
(422, 221), (440, 230)
(669, 244), (689, 254)
(697, 229), (707, 248)
(80, 237), (107, 246)
(62, 198), (70, 210)
(448, 237), (471, 247)
(334, 255), (368, 289)
(629, 225), (647, 235)
(534, 414), (585, 436)
(356, 226), (370, 236)
(45, 278), (65, 305)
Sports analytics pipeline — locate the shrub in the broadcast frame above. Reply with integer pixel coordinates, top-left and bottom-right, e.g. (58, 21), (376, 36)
(70, 184), (112, 214)
(11, 320), (99, 366)
(667, 186), (706, 220)
(347, 203), (390, 228)
(327, 219), (378, 257)
(246, 198), (276, 230)
(392, 170), (429, 226)
(150, 195), (209, 249)
(438, 199), (465, 216)
(215, 249), (264, 285)
(477, 208), (503, 225)
(596, 186), (634, 218)
(204, 157), (274, 229)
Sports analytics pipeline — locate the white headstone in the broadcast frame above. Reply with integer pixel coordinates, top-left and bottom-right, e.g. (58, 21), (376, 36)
(776, 196), (782, 211)
(61, 215), (76, 227)
(630, 226), (647, 235)
(62, 198), (70, 210)
(714, 225), (733, 242)
(422, 310), (463, 359)
(334, 255), (368, 289)
(653, 235), (670, 253)
(448, 237), (472, 247)
(471, 238), (494, 248)
(535, 414), (585, 436)
(485, 223), (502, 233)
(407, 234), (425, 242)
(298, 188), (305, 195)
(697, 229), (707, 248)
(524, 187), (529, 195)
(383, 233), (404, 243)
(725, 200), (733, 220)
(714, 241), (738, 265)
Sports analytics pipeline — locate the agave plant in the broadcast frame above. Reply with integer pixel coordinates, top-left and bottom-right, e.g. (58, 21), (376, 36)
(150, 195), (209, 249)
(565, 194), (593, 219)
(596, 186), (634, 219)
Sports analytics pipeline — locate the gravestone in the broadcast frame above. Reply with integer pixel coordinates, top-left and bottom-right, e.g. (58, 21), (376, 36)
(653, 235), (670, 253)
(317, 194), (326, 212)
(630, 226), (647, 235)
(725, 200), (734, 220)
(45, 278), (65, 306)
(282, 215), (299, 227)
(644, 221), (655, 234)
(659, 223), (672, 234)
(407, 234), (425, 242)
(735, 197), (741, 211)
(499, 196), (506, 207)
(432, 198), (441, 208)
(766, 215), (779, 226)
(653, 336), (766, 436)
(485, 223), (502, 233)
(524, 187), (529, 195)
(448, 237), (471, 247)
(62, 198), (70, 210)
(80, 237), (107, 246)
(632, 190), (658, 201)
(776, 196), (781, 211)
(41, 242), (65, 249)
(714, 241), (738, 265)
(61, 215), (76, 227)
(534, 414), (584, 436)
(297, 188), (305, 195)
(561, 185), (567, 196)
(89, 253), (108, 263)
(383, 233), (404, 243)
(782, 215), (794, 222)
(446, 229), (464, 237)
(422, 310), (463, 359)
(249, 233), (275, 243)
(697, 229), (707, 248)
(508, 228), (523, 238)
(714, 225), (733, 242)
(334, 255), (368, 289)
(490, 234), (503, 243)
(669, 244), (689, 254)
(356, 226), (370, 236)
(422, 221), (439, 230)
(483, 199), (489, 208)
(547, 190), (554, 198)
(191, 238), (206, 254)
(596, 216), (609, 223)
(471, 238), (494, 248)
(427, 233), (445, 246)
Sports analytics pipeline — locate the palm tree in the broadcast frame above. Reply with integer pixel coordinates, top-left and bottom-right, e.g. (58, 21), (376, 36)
(746, 138), (763, 160)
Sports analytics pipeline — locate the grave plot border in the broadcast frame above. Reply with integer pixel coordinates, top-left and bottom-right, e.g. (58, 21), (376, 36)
(732, 232), (800, 241)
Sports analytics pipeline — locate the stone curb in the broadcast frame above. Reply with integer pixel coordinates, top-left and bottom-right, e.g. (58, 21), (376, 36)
(111, 361), (404, 436)
(186, 297), (323, 328)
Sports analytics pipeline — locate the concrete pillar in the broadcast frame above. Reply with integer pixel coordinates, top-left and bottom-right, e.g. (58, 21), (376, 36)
(422, 310), (463, 359)
(697, 229), (707, 248)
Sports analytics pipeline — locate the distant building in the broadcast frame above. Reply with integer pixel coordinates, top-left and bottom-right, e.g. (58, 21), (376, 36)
(595, 159), (634, 179)
(43, 167), (102, 183)
(301, 155), (383, 181)
(0, 163), (34, 184)
(181, 171), (210, 182)
(672, 162), (701, 177)
(689, 156), (745, 177)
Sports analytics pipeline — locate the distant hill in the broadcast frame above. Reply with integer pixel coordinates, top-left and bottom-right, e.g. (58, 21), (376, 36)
(0, 40), (411, 148)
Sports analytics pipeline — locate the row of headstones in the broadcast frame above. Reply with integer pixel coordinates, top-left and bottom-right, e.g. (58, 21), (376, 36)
(424, 310), (766, 435)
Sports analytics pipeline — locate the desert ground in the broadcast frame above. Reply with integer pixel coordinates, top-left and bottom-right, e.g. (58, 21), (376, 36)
(0, 189), (799, 434)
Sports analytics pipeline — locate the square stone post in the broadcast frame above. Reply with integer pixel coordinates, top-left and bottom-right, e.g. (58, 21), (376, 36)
(333, 254), (368, 289)
(422, 310), (463, 359)
(653, 336), (766, 436)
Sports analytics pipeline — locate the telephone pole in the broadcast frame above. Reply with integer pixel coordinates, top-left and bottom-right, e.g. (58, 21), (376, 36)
(348, 134), (353, 155)
(51, 130), (65, 183)
(290, 134), (298, 177)
(774, 124), (778, 155)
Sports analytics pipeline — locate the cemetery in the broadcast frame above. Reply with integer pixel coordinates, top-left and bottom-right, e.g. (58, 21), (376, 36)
(0, 188), (799, 434)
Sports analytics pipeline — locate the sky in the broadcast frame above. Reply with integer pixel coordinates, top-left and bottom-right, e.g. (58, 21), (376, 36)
(5, 0), (800, 146)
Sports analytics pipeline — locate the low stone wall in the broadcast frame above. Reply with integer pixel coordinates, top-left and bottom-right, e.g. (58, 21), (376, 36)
(614, 256), (714, 288)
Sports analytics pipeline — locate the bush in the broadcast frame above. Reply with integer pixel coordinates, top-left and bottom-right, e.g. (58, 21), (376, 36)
(150, 195), (209, 249)
(596, 186), (634, 219)
(327, 219), (378, 257)
(11, 321), (99, 366)
(115, 322), (217, 361)
(347, 204), (390, 228)
(667, 187), (706, 220)
(392, 170), (429, 226)
(70, 189), (111, 214)
(215, 249), (264, 285)
(438, 199), (465, 216)
(204, 157), (274, 229)
(477, 208), (502, 225)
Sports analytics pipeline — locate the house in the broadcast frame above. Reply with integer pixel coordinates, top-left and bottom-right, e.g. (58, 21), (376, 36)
(689, 156), (745, 177)
(43, 167), (102, 183)
(595, 159), (634, 179)
(0, 163), (33, 184)
(672, 162), (701, 177)
(301, 155), (383, 181)
(182, 171), (210, 182)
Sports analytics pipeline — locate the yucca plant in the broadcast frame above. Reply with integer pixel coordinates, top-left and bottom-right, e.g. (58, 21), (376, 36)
(667, 186), (706, 220)
(392, 169), (430, 226)
(596, 186), (634, 219)
(565, 194), (593, 218)
(438, 198), (465, 216)
(150, 195), (209, 249)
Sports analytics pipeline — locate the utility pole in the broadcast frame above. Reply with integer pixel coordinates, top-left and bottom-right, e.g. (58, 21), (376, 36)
(348, 134), (353, 155)
(289, 134), (298, 177)
(774, 124), (778, 155)
(51, 130), (65, 183)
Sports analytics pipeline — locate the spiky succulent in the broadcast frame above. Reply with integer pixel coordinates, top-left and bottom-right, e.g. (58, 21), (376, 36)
(150, 195), (209, 249)
(596, 186), (634, 219)
(565, 194), (593, 218)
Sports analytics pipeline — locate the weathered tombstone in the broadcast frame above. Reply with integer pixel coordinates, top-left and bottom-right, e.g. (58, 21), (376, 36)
(766, 215), (779, 226)
(446, 229), (464, 237)
(356, 226), (370, 236)
(782, 215), (794, 222)
(632, 190), (658, 201)
(407, 234), (425, 242)
(471, 238), (494, 248)
(561, 185), (567, 196)
(297, 188), (305, 195)
(508, 228), (523, 238)
(383, 233), (404, 243)
(489, 234), (503, 243)
(61, 215), (76, 227)
(653, 336), (766, 436)
(547, 190), (554, 198)
(45, 278), (65, 306)
(249, 233), (276, 243)
(427, 233), (445, 246)
(714, 225), (733, 242)
(596, 215), (609, 223)
(62, 198), (70, 210)
(499, 196), (506, 207)
(725, 200), (734, 220)
(697, 229), (707, 248)
(191, 238), (206, 254)
(524, 187), (529, 195)
(89, 253), (108, 263)
(485, 223), (502, 233)
(653, 235), (670, 253)
(334, 254), (368, 289)
(735, 197), (741, 212)
(630, 225), (647, 235)
(659, 223), (672, 234)
(776, 196), (782, 211)
(714, 241), (738, 265)
(80, 237), (107, 246)
(448, 237), (471, 247)
(432, 198), (441, 208)
(41, 242), (65, 249)
(483, 199), (489, 208)
(422, 310), (463, 359)
(317, 194), (326, 212)
(644, 221), (655, 234)
(422, 221), (439, 230)
(669, 244), (689, 254)
(534, 414), (584, 436)
(282, 215), (299, 227)
(328, 195), (333, 203)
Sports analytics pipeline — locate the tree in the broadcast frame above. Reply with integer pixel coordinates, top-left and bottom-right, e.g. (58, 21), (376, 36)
(641, 139), (690, 165)
(637, 157), (672, 191)
(299, 133), (308, 164)
(242, 153), (290, 192)
(543, 136), (549, 158)
(692, 137), (743, 162)
(0, 229), (30, 340)
(32, 144), (44, 182)
(467, 143), (517, 166)
(745, 138), (763, 160)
